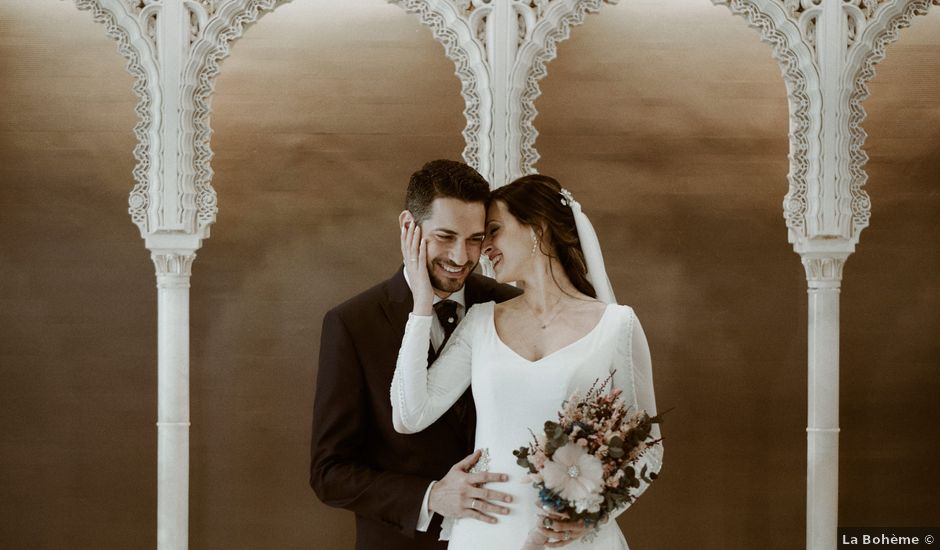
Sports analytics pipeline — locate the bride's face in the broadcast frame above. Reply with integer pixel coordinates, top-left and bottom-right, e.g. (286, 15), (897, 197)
(483, 200), (533, 283)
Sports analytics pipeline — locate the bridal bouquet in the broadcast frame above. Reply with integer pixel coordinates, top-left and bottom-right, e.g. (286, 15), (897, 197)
(513, 373), (663, 532)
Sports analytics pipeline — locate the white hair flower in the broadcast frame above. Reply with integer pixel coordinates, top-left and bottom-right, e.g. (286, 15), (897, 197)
(559, 188), (574, 206)
(542, 443), (604, 502)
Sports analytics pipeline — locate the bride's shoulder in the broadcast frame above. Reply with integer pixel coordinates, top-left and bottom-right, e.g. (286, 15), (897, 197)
(464, 300), (497, 322)
(610, 303), (635, 314)
(607, 303), (638, 325)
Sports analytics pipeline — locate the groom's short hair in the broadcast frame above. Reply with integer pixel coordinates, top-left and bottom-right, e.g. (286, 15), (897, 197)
(405, 159), (491, 223)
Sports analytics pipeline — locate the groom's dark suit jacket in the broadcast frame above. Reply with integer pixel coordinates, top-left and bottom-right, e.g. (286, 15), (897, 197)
(311, 268), (521, 550)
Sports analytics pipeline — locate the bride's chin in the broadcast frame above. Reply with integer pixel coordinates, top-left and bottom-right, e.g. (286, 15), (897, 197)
(492, 261), (510, 283)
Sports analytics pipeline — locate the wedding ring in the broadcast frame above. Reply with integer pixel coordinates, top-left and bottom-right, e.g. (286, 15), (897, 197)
(470, 500), (476, 510)
(542, 517), (553, 528)
(409, 259), (417, 262)
(564, 532), (570, 541)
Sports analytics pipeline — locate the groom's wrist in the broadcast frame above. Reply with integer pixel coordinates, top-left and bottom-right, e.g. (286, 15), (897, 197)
(426, 481), (437, 515)
(416, 481), (437, 532)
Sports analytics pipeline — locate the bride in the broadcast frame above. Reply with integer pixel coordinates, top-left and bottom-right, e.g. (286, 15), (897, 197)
(391, 174), (663, 549)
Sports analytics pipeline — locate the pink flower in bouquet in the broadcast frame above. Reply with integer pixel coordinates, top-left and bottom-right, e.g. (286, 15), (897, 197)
(531, 448), (547, 470)
(542, 443), (604, 501)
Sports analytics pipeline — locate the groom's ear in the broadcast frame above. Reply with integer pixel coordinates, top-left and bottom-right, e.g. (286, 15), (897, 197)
(399, 210), (415, 231)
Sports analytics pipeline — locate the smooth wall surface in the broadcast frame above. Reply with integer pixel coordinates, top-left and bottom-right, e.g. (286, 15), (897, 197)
(1, 1), (937, 549)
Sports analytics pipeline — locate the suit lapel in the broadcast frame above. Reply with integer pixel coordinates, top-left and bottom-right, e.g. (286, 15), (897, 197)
(463, 274), (485, 308)
(380, 268), (413, 341)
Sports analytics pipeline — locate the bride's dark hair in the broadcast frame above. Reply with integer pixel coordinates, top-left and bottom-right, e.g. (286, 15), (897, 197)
(490, 174), (596, 299)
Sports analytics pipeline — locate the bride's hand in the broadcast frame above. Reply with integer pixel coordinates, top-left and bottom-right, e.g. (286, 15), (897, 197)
(523, 503), (590, 549)
(401, 216), (434, 316)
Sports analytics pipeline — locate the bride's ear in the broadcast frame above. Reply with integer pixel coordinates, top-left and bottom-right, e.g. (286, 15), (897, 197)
(535, 223), (551, 246)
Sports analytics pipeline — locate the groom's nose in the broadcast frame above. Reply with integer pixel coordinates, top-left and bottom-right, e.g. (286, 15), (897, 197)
(449, 239), (469, 265)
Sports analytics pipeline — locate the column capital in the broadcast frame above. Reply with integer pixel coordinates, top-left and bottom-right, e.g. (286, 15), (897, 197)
(151, 251), (196, 277)
(150, 249), (197, 289)
(801, 252), (849, 289)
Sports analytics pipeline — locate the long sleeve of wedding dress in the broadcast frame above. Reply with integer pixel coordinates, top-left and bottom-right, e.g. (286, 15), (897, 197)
(608, 311), (663, 521)
(390, 308), (478, 434)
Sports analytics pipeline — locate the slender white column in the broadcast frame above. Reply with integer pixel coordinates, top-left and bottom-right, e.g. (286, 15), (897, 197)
(802, 253), (846, 550)
(152, 250), (196, 550)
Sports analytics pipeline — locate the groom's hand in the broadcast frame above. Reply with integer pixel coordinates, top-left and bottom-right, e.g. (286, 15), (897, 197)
(429, 449), (513, 524)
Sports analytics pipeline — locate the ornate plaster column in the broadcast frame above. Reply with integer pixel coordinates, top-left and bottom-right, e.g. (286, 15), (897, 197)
(72, 0), (231, 547)
(802, 252), (848, 550)
(151, 246), (197, 549)
(710, 1), (938, 548)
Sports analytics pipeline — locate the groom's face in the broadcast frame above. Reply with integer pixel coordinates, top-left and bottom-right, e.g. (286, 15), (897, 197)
(419, 197), (486, 296)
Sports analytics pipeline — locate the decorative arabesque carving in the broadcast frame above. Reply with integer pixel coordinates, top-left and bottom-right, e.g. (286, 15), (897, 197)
(765, 0), (938, 246)
(847, 0), (940, 232)
(187, 0), (289, 234)
(76, 0), (225, 237)
(186, 1), (214, 47)
(188, 0), (492, 197)
(77, 0), (939, 257)
(784, 0), (890, 20)
(75, 0), (154, 232)
(388, 0), (490, 175)
(458, 0), (493, 48)
(123, 0), (148, 13)
(783, 0), (890, 49)
(716, 0), (816, 241)
(513, 0), (619, 176)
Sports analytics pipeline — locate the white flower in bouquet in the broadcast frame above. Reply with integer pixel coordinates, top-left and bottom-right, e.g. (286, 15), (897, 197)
(573, 493), (605, 514)
(542, 442), (603, 501)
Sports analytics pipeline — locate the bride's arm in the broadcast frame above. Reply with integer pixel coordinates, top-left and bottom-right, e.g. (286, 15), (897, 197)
(390, 308), (476, 434)
(608, 309), (663, 519)
(391, 221), (477, 433)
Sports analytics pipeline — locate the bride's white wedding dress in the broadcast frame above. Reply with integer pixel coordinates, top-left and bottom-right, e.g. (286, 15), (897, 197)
(391, 301), (663, 550)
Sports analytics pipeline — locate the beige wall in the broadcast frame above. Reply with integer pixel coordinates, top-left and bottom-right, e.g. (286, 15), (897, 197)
(1, 1), (937, 549)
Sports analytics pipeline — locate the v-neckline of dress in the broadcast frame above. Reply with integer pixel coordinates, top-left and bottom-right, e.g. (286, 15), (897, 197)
(491, 303), (614, 365)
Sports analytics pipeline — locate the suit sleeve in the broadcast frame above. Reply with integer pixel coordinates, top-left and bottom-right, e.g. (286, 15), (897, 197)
(310, 308), (432, 537)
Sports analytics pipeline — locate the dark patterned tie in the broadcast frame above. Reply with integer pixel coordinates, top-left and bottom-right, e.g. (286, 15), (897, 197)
(432, 299), (469, 427)
(433, 299), (460, 352)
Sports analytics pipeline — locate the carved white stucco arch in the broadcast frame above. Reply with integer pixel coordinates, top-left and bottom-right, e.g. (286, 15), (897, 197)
(510, 0), (936, 250)
(74, 0), (494, 239)
(74, 0), (159, 232)
(67, 1), (939, 549)
(70, 0), (940, 248)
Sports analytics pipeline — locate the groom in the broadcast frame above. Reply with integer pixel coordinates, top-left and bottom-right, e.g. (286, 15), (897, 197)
(310, 160), (522, 549)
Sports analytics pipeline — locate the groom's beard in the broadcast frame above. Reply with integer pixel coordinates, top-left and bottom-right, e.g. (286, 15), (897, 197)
(429, 259), (476, 294)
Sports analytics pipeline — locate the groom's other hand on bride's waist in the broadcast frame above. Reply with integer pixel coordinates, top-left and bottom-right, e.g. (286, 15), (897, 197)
(428, 449), (513, 524)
